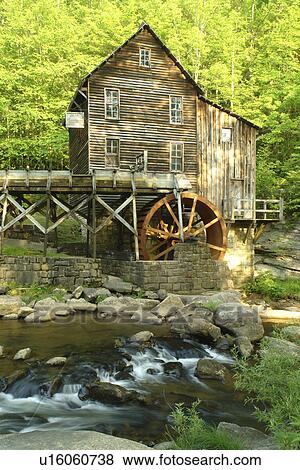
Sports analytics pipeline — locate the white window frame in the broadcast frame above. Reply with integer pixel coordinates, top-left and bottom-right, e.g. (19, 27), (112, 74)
(221, 126), (233, 143)
(105, 137), (120, 169)
(169, 95), (183, 124)
(104, 88), (120, 120)
(139, 47), (151, 68)
(170, 142), (184, 173)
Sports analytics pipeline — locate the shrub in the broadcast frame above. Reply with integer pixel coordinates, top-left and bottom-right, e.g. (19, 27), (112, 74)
(168, 402), (245, 450)
(234, 338), (300, 449)
(244, 272), (300, 300)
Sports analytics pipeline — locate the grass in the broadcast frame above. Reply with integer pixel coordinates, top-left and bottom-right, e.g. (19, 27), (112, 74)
(202, 300), (220, 312)
(244, 272), (300, 301)
(233, 336), (300, 449)
(167, 402), (246, 450)
(2, 244), (71, 258)
(7, 282), (66, 304)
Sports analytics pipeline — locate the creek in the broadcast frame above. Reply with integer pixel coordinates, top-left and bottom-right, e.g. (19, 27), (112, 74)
(0, 315), (259, 444)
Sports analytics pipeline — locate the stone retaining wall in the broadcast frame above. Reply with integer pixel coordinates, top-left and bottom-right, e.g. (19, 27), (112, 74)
(0, 256), (102, 289)
(101, 243), (232, 294)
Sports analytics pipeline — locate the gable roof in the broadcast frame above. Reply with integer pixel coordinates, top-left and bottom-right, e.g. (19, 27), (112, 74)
(68, 22), (259, 129)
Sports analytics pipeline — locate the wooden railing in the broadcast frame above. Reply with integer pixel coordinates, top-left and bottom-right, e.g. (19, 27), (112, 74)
(223, 197), (284, 222)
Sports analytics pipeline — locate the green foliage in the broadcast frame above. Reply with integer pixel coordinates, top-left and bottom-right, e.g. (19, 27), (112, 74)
(168, 401), (245, 450)
(7, 282), (66, 303)
(234, 337), (300, 449)
(0, 0), (298, 212)
(244, 272), (300, 301)
(202, 300), (220, 312)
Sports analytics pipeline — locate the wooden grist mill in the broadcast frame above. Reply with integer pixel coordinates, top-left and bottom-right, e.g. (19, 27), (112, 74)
(0, 23), (283, 281)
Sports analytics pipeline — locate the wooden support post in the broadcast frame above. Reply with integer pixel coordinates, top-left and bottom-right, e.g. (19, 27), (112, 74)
(50, 201), (58, 248)
(92, 170), (97, 260)
(86, 199), (91, 257)
(44, 194), (50, 257)
(0, 193), (8, 255)
(177, 191), (184, 242)
(279, 196), (284, 222)
(131, 172), (139, 261)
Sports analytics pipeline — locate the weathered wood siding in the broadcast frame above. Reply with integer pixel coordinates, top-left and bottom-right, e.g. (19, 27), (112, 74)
(69, 98), (89, 174)
(88, 29), (198, 189)
(197, 99), (256, 215)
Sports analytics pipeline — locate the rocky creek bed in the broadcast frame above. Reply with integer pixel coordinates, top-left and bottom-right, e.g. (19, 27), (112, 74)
(0, 277), (282, 446)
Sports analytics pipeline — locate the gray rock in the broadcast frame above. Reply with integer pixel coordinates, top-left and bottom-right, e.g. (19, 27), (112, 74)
(72, 285), (83, 299)
(103, 275), (133, 294)
(13, 348), (31, 360)
(34, 298), (57, 309)
(195, 358), (232, 384)
(52, 303), (73, 317)
(214, 303), (264, 342)
(46, 356), (67, 366)
(263, 337), (300, 357)
(163, 361), (183, 378)
(0, 295), (22, 317)
(82, 287), (107, 302)
(180, 302), (214, 322)
(0, 430), (149, 450)
(78, 381), (142, 405)
(217, 422), (278, 450)
(144, 290), (159, 300)
(171, 317), (221, 342)
(215, 336), (231, 351)
(17, 306), (35, 319)
(157, 289), (168, 301)
(130, 311), (162, 325)
(234, 336), (254, 358)
(39, 375), (63, 397)
(67, 299), (97, 312)
(281, 325), (300, 342)
(0, 370), (27, 392)
(0, 286), (8, 295)
(24, 311), (54, 323)
(153, 441), (174, 450)
(2, 313), (19, 320)
(98, 297), (159, 317)
(129, 331), (154, 343)
(152, 294), (184, 319)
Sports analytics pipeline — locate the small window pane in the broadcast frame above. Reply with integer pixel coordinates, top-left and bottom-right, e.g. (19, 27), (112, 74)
(221, 127), (232, 143)
(139, 48), (151, 67)
(170, 96), (183, 124)
(170, 143), (183, 172)
(106, 139), (119, 168)
(105, 89), (119, 119)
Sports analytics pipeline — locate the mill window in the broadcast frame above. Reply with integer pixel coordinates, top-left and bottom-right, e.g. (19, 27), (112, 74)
(221, 127), (232, 143)
(105, 89), (120, 120)
(170, 96), (183, 124)
(139, 48), (151, 67)
(170, 142), (184, 172)
(105, 138), (120, 168)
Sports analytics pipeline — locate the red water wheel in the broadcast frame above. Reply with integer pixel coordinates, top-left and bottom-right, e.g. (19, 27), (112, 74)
(138, 192), (227, 261)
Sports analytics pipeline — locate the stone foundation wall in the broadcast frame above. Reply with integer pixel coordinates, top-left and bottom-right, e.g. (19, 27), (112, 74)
(101, 243), (231, 294)
(0, 256), (102, 289)
(225, 225), (254, 286)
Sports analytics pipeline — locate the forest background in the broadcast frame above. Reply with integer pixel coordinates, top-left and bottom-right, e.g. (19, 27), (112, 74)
(0, 0), (299, 215)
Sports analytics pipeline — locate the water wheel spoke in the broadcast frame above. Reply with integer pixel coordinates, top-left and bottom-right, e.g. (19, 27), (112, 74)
(192, 217), (221, 237)
(146, 226), (170, 239)
(197, 241), (226, 252)
(187, 195), (198, 232)
(164, 200), (180, 228)
(148, 239), (168, 254)
(153, 242), (177, 260)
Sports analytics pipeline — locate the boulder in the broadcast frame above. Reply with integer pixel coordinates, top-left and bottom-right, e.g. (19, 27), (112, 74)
(144, 291), (159, 300)
(78, 381), (142, 405)
(13, 348), (31, 360)
(281, 325), (300, 342)
(67, 299), (97, 312)
(215, 336), (231, 351)
(17, 306), (35, 319)
(0, 370), (27, 392)
(0, 295), (22, 317)
(217, 422), (278, 450)
(98, 297), (159, 317)
(52, 303), (73, 317)
(157, 289), (168, 301)
(102, 275), (133, 294)
(214, 302), (264, 341)
(46, 356), (67, 366)
(129, 331), (154, 343)
(180, 302), (214, 322)
(72, 285), (83, 299)
(195, 358), (232, 384)
(147, 368), (159, 375)
(163, 361), (183, 378)
(152, 294), (184, 319)
(130, 311), (162, 325)
(263, 337), (300, 357)
(171, 317), (221, 342)
(234, 336), (254, 358)
(83, 287), (110, 303)
(39, 375), (63, 397)
(115, 366), (134, 381)
(24, 311), (54, 323)
(2, 313), (18, 320)
(0, 286), (8, 295)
